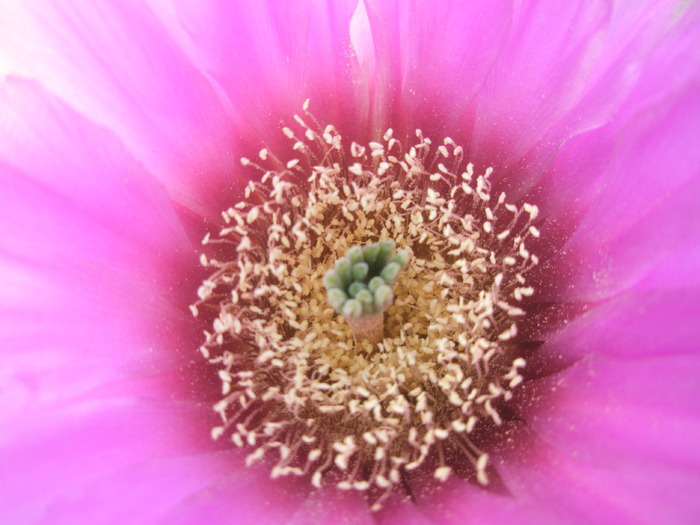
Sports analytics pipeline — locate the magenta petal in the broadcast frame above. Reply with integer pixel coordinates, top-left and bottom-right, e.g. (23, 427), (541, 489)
(0, 78), (194, 261)
(506, 354), (700, 523)
(42, 448), (310, 525)
(533, 288), (700, 374)
(0, 79), (215, 522)
(158, 466), (311, 525)
(469, 0), (611, 158)
(156, 0), (368, 144)
(544, 83), (700, 302)
(0, 78), (195, 357)
(0, 0), (238, 217)
(362, 0), (686, 205)
(288, 487), (375, 525)
(379, 501), (438, 525)
(38, 451), (236, 525)
(362, 0), (513, 136)
(468, 0), (680, 171)
(532, 10), (700, 220)
(0, 81), (198, 416)
(0, 399), (212, 524)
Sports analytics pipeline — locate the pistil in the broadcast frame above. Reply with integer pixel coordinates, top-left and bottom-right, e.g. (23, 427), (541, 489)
(324, 241), (410, 345)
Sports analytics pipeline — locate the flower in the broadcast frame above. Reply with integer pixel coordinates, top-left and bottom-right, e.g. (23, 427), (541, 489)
(1, 0), (699, 523)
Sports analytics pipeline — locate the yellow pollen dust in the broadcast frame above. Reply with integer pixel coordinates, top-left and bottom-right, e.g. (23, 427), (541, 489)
(192, 103), (540, 511)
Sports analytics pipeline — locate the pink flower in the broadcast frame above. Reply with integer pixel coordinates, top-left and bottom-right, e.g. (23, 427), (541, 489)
(1, 1), (699, 523)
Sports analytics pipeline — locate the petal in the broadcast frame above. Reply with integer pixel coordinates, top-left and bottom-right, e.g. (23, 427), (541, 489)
(526, 288), (700, 384)
(362, 0), (513, 136)
(150, 0), (370, 144)
(362, 0), (682, 168)
(506, 354), (700, 523)
(468, 0), (683, 178)
(37, 451), (236, 525)
(381, 448), (564, 525)
(0, 79), (199, 405)
(0, 80), (215, 521)
(0, 0), (238, 217)
(0, 399), (214, 524)
(534, 8), (700, 223)
(379, 501), (438, 525)
(288, 487), (375, 525)
(542, 81), (700, 302)
(159, 464), (312, 525)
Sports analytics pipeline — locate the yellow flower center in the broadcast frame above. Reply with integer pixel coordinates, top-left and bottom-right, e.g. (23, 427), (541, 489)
(192, 102), (540, 511)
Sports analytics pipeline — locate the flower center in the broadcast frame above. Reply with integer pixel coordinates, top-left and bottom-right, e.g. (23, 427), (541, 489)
(192, 103), (540, 510)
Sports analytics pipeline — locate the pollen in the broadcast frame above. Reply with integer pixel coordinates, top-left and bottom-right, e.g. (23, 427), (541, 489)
(193, 104), (540, 510)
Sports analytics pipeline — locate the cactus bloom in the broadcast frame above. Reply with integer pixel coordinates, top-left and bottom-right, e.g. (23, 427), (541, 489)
(1, 1), (699, 523)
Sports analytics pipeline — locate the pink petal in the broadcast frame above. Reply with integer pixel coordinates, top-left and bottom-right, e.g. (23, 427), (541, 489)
(288, 487), (376, 525)
(0, 78), (196, 348)
(541, 82), (700, 302)
(0, 82), (200, 424)
(379, 501), (438, 525)
(158, 464), (312, 525)
(530, 288), (700, 381)
(40, 447), (311, 525)
(151, 0), (369, 144)
(362, 0), (513, 136)
(469, 0), (683, 178)
(505, 354), (700, 523)
(362, 0), (680, 167)
(0, 0), (238, 218)
(0, 80), (218, 521)
(533, 9), (700, 222)
(37, 451), (237, 525)
(0, 399), (215, 524)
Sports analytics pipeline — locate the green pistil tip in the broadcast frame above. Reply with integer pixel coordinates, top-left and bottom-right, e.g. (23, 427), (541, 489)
(324, 240), (410, 320)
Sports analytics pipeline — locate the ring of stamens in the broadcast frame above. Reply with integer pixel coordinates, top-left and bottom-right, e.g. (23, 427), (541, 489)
(192, 102), (540, 510)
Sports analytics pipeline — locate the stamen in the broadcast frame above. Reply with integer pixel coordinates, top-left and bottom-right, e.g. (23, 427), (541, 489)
(193, 103), (541, 510)
(324, 241), (410, 344)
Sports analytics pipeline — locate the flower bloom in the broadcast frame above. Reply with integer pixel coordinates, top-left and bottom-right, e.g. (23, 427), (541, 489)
(1, 0), (699, 523)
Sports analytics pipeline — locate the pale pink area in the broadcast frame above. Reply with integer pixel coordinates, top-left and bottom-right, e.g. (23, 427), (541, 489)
(467, 0), (683, 179)
(533, 10), (700, 219)
(0, 80), (199, 415)
(0, 81), (194, 324)
(146, 0), (370, 150)
(0, 79), (210, 523)
(33, 447), (312, 525)
(0, 0), (238, 218)
(158, 464), (313, 525)
(531, 287), (700, 377)
(361, 0), (513, 136)
(362, 0), (681, 173)
(39, 451), (238, 525)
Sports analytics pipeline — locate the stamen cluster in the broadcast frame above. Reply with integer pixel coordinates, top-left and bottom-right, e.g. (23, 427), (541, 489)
(192, 103), (540, 510)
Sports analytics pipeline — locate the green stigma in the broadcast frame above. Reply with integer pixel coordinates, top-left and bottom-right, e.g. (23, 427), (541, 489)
(324, 240), (410, 339)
